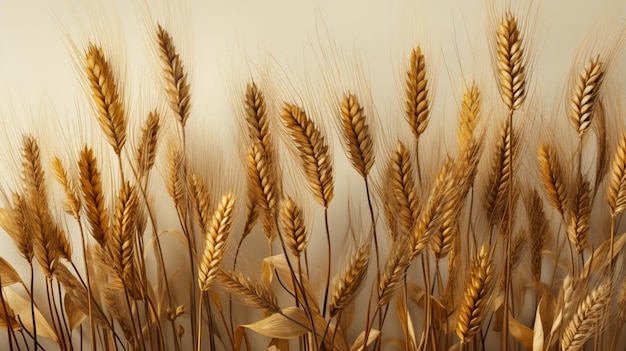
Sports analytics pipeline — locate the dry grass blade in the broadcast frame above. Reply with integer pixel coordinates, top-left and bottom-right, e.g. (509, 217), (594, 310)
(135, 110), (160, 178)
(156, 24), (191, 127)
(279, 197), (308, 257)
(455, 243), (495, 344)
(485, 119), (514, 225)
(329, 240), (370, 317)
(405, 46), (430, 141)
(247, 142), (277, 213)
(188, 173), (211, 234)
(567, 174), (591, 255)
(219, 270), (280, 313)
(457, 83), (481, 148)
(496, 11), (526, 111)
(84, 44), (126, 155)
(525, 189), (550, 282)
(199, 192), (236, 291)
(538, 143), (568, 216)
(109, 182), (138, 282)
(280, 102), (334, 208)
(607, 130), (626, 216)
(52, 156), (81, 220)
(561, 280), (611, 351)
(390, 140), (419, 233)
(340, 91), (374, 177)
(79, 146), (109, 247)
(569, 56), (604, 137)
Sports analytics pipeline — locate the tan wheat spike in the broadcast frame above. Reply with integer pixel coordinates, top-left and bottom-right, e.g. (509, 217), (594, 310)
(136, 110), (160, 178)
(110, 182), (137, 282)
(84, 44), (127, 155)
(618, 277), (626, 321)
(538, 143), (568, 216)
(166, 146), (186, 211)
(496, 12), (526, 111)
(329, 240), (370, 317)
(569, 56), (604, 137)
(567, 174), (591, 255)
(525, 189), (550, 282)
(561, 280), (611, 351)
(219, 270), (280, 313)
(241, 188), (259, 239)
(455, 243), (495, 344)
(378, 238), (412, 307)
(390, 140), (419, 234)
(607, 130), (626, 216)
(457, 83), (481, 148)
(279, 197), (308, 257)
(22, 136), (64, 276)
(156, 24), (191, 127)
(244, 82), (275, 164)
(52, 157), (81, 220)
(340, 91), (374, 177)
(280, 102), (334, 208)
(188, 173), (211, 234)
(247, 142), (277, 213)
(0, 193), (34, 262)
(78, 147), (109, 247)
(199, 193), (236, 291)
(405, 46), (430, 141)
(485, 118), (513, 225)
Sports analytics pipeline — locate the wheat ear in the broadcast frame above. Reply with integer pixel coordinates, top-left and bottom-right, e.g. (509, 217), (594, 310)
(340, 92), (374, 177)
(84, 44), (127, 155)
(538, 143), (568, 216)
(156, 24), (191, 127)
(198, 193), (236, 291)
(78, 147), (109, 247)
(280, 102), (334, 208)
(561, 280), (611, 351)
(567, 174), (591, 255)
(485, 119), (514, 225)
(279, 197), (308, 257)
(0, 193), (34, 262)
(569, 56), (604, 137)
(166, 147), (186, 211)
(219, 270), (280, 313)
(247, 142), (277, 213)
(135, 111), (160, 178)
(607, 130), (626, 216)
(389, 140), (419, 234)
(329, 241), (370, 317)
(188, 173), (211, 234)
(455, 243), (495, 344)
(526, 189), (550, 282)
(457, 83), (481, 148)
(109, 182), (138, 283)
(405, 46), (430, 142)
(496, 12), (526, 111)
(378, 239), (412, 307)
(52, 157), (81, 220)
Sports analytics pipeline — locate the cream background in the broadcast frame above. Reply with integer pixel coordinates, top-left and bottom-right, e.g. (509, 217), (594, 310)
(0, 0), (625, 349)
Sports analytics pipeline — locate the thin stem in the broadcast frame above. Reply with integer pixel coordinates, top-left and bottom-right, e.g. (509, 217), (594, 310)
(196, 292), (203, 351)
(322, 208), (331, 318)
(29, 263), (37, 351)
(364, 177), (380, 283)
(0, 274), (16, 351)
(502, 109), (514, 351)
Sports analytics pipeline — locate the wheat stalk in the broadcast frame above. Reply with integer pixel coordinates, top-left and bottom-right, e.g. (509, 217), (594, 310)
(496, 12), (526, 111)
(156, 24), (191, 127)
(84, 44), (127, 155)
(569, 56), (604, 137)
(280, 102), (334, 208)
(455, 243), (495, 344)
(199, 193), (236, 291)
(340, 92), (374, 177)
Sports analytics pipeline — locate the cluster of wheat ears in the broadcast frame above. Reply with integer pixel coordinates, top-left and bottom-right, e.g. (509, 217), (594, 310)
(0, 5), (625, 351)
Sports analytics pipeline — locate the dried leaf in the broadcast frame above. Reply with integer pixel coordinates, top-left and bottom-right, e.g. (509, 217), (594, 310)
(0, 257), (23, 287)
(64, 293), (86, 331)
(584, 231), (626, 273)
(349, 329), (381, 351)
(262, 254), (319, 312)
(3, 287), (58, 342)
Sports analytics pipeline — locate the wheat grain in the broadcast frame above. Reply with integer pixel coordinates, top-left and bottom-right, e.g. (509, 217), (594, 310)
(280, 102), (334, 208)
(84, 44), (127, 155)
(156, 24), (191, 127)
(569, 56), (604, 137)
(199, 193), (236, 291)
(455, 243), (494, 344)
(329, 241), (370, 317)
(496, 12), (526, 111)
(405, 46), (430, 141)
(340, 92), (374, 177)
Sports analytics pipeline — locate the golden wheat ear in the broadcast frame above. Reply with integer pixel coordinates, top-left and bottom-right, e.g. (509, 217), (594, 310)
(607, 130), (626, 217)
(156, 24), (191, 127)
(405, 46), (430, 142)
(496, 12), (526, 111)
(389, 140), (419, 234)
(569, 56), (604, 137)
(340, 91), (374, 177)
(538, 143), (568, 217)
(328, 240), (370, 317)
(279, 196), (309, 258)
(219, 270), (280, 313)
(78, 146), (109, 247)
(135, 111), (161, 179)
(457, 83), (481, 148)
(84, 44), (127, 155)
